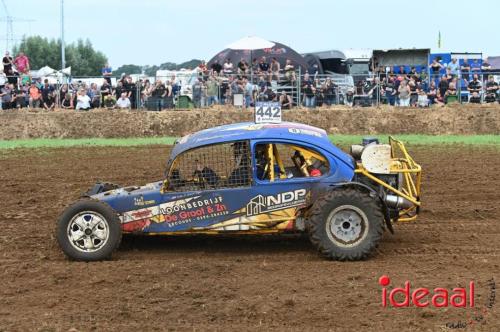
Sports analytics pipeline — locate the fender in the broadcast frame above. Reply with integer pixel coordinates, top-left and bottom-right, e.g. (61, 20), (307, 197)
(329, 181), (394, 234)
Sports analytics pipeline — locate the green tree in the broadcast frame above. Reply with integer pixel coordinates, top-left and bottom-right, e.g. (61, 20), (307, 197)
(13, 36), (108, 77)
(114, 64), (143, 76)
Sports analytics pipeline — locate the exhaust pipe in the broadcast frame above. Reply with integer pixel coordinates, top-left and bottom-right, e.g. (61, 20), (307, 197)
(385, 195), (414, 209)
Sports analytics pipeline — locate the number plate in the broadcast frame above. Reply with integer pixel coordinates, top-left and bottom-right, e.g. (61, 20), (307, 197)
(254, 102), (282, 124)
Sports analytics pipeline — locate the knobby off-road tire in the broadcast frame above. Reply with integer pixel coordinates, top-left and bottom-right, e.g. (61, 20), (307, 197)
(56, 199), (122, 261)
(307, 188), (384, 261)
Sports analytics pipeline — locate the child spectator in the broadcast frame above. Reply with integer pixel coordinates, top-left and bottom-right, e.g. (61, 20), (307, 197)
(61, 93), (73, 109)
(75, 89), (91, 110)
(29, 83), (42, 108)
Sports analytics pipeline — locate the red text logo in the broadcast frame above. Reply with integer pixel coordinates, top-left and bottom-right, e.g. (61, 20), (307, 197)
(379, 275), (475, 308)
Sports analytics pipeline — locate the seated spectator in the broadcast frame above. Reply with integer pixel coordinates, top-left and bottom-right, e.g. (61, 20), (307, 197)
(427, 81), (438, 105)
(103, 94), (116, 109)
(468, 74), (482, 101)
(75, 89), (91, 111)
(40, 79), (55, 102)
(470, 59), (481, 73)
(485, 75), (499, 103)
(210, 60), (222, 75)
(444, 83), (458, 104)
(237, 58), (249, 75)
(258, 56), (270, 74)
(284, 59), (296, 83)
(116, 92), (131, 109)
(61, 93), (73, 109)
(469, 92), (481, 104)
(270, 58), (280, 81)
(29, 83), (42, 108)
(461, 59), (471, 81)
(417, 89), (429, 107)
(279, 90), (293, 109)
(43, 91), (56, 111)
(223, 58), (234, 75)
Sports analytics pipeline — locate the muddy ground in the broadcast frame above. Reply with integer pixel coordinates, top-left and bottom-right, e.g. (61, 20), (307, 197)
(1, 104), (500, 139)
(0, 144), (499, 331)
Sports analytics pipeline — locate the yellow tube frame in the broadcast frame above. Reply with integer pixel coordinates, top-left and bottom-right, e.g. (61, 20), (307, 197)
(354, 136), (422, 222)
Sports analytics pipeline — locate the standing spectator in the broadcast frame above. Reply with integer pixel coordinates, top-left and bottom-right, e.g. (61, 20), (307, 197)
(397, 80), (411, 107)
(75, 89), (91, 110)
(302, 73), (316, 108)
(223, 58), (234, 76)
(448, 58), (459, 77)
(100, 80), (111, 106)
(484, 75), (498, 103)
(198, 60), (208, 75)
(29, 83), (42, 108)
(123, 76), (137, 109)
(242, 77), (254, 108)
(116, 92), (131, 109)
(164, 80), (174, 109)
(206, 76), (219, 106)
(13, 52), (30, 74)
(279, 90), (293, 109)
(461, 59), (471, 82)
(42, 91), (56, 111)
(0, 83), (13, 109)
(210, 60), (222, 75)
(192, 78), (203, 108)
(468, 74), (482, 102)
(0, 70), (6, 109)
(2, 51), (13, 73)
(101, 63), (112, 84)
(383, 76), (396, 106)
(270, 58), (280, 81)
(368, 77), (381, 106)
(408, 78), (418, 107)
(429, 58), (443, 82)
(323, 77), (336, 106)
(149, 80), (166, 111)
(438, 75), (449, 100)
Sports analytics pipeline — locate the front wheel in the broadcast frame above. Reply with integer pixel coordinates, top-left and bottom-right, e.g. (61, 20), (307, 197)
(307, 188), (384, 261)
(56, 199), (122, 261)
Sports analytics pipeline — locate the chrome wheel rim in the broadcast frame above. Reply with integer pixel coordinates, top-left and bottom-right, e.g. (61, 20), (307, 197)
(326, 205), (368, 247)
(67, 211), (109, 253)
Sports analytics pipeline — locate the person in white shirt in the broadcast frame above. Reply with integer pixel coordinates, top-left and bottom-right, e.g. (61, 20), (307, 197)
(75, 89), (91, 110)
(116, 92), (131, 109)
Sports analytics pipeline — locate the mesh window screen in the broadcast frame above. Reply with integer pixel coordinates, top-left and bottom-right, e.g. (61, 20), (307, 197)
(168, 141), (252, 191)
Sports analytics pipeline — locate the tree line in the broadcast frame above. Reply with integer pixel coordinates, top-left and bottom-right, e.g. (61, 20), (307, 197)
(13, 36), (201, 78)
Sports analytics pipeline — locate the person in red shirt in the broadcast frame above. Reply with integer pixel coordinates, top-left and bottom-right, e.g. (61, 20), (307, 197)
(13, 52), (30, 74)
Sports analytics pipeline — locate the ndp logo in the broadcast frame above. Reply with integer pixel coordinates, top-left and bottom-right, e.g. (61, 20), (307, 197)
(379, 275), (475, 308)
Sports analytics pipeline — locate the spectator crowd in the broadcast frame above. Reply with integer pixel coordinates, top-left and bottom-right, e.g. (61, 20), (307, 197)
(1, 51), (499, 112)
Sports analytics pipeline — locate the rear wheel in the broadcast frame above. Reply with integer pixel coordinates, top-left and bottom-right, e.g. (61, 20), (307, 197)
(56, 199), (122, 261)
(307, 188), (383, 261)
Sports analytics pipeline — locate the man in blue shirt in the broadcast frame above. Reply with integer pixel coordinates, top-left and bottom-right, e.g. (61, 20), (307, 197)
(102, 63), (112, 84)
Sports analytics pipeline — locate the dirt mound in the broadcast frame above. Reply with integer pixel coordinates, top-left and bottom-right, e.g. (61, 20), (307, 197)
(0, 104), (499, 139)
(0, 144), (499, 330)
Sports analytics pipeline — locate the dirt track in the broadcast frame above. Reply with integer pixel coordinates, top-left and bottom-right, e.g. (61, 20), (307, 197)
(0, 145), (499, 331)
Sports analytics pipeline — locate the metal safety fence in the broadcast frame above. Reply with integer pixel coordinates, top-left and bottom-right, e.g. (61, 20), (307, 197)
(0, 69), (499, 111)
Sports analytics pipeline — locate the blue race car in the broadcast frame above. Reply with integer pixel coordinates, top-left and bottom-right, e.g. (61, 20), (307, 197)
(56, 122), (422, 261)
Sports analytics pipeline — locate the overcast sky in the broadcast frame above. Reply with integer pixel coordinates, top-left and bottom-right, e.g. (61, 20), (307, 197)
(2, 0), (498, 67)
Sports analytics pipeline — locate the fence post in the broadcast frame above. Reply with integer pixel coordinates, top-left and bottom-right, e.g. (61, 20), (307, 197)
(297, 67), (301, 108)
